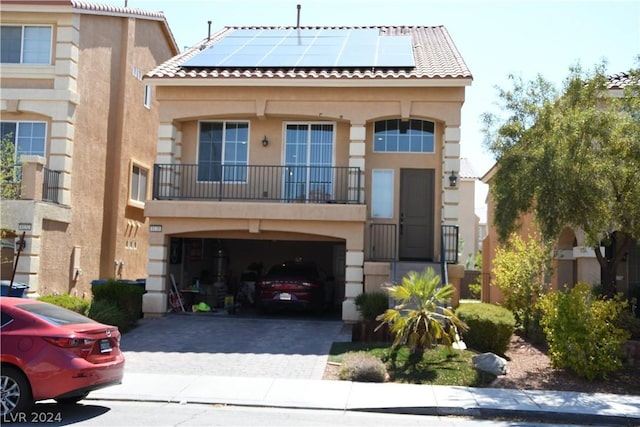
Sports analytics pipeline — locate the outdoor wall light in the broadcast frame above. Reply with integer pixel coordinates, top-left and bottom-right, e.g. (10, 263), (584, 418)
(262, 136), (269, 147)
(448, 171), (458, 187)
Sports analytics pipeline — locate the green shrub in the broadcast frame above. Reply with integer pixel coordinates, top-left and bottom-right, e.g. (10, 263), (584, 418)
(537, 283), (631, 381)
(468, 283), (481, 299)
(38, 294), (90, 315)
(339, 351), (388, 382)
(492, 234), (551, 336)
(91, 279), (144, 328)
(354, 291), (389, 322)
(456, 303), (515, 356)
(87, 300), (132, 332)
(614, 307), (640, 340)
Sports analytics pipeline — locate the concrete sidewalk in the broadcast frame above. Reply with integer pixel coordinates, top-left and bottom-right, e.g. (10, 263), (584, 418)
(88, 372), (640, 425)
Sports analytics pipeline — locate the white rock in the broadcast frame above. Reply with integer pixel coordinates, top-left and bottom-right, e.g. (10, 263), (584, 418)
(472, 352), (509, 376)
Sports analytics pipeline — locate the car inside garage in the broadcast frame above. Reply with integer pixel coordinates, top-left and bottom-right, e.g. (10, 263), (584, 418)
(167, 237), (345, 318)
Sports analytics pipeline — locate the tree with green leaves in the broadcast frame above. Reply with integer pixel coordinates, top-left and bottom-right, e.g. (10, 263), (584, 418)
(482, 60), (640, 296)
(492, 233), (551, 336)
(0, 133), (19, 200)
(376, 268), (466, 357)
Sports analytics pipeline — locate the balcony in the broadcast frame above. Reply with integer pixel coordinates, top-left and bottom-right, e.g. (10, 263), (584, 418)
(1, 164), (62, 205)
(152, 164), (363, 204)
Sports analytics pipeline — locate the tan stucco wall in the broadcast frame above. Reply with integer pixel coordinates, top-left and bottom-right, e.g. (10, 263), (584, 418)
(1, 6), (177, 297)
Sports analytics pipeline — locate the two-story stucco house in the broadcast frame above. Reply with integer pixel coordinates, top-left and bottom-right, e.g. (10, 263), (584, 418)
(480, 72), (640, 306)
(0, 1), (179, 297)
(142, 25), (472, 321)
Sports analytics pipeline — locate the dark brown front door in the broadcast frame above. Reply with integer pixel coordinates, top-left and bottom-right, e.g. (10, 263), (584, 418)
(399, 169), (434, 261)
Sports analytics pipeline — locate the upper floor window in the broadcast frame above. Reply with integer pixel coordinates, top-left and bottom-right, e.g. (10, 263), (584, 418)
(198, 121), (248, 182)
(144, 85), (151, 108)
(130, 164), (148, 204)
(1, 121), (47, 162)
(374, 119), (435, 153)
(1, 25), (52, 64)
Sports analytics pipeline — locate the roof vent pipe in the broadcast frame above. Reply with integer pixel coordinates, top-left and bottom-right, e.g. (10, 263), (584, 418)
(207, 21), (212, 41)
(296, 4), (301, 28)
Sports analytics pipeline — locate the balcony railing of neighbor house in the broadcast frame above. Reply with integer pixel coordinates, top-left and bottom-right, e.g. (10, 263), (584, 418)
(0, 165), (61, 204)
(42, 167), (61, 203)
(153, 164), (363, 204)
(369, 223), (397, 261)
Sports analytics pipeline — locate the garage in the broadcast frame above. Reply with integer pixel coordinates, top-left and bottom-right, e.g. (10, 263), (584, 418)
(166, 237), (346, 318)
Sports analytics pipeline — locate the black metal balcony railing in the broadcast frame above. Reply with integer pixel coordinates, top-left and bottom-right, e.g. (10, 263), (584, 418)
(370, 223), (397, 261)
(441, 224), (459, 265)
(153, 164), (362, 204)
(42, 167), (61, 203)
(0, 165), (61, 204)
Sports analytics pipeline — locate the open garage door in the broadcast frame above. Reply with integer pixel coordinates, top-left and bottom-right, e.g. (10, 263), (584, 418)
(167, 237), (345, 318)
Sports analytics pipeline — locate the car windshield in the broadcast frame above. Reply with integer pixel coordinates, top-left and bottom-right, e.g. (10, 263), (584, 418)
(17, 303), (97, 326)
(267, 264), (318, 278)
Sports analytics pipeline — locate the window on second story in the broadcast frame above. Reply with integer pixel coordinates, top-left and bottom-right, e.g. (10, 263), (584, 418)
(144, 85), (152, 108)
(1, 121), (47, 162)
(1, 25), (52, 64)
(373, 118), (435, 153)
(130, 164), (148, 204)
(198, 121), (249, 182)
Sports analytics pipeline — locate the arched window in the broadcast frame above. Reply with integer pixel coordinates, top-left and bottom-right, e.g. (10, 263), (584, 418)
(373, 119), (435, 153)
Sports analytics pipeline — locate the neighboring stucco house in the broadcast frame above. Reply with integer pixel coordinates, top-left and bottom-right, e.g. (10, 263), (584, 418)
(143, 25), (473, 321)
(458, 157), (479, 268)
(480, 72), (640, 305)
(0, 1), (179, 297)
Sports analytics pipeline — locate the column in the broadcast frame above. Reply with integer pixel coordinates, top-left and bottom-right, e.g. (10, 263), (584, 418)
(349, 124), (366, 203)
(342, 249), (364, 322)
(142, 238), (169, 317)
(155, 123), (181, 198)
(443, 126), (460, 226)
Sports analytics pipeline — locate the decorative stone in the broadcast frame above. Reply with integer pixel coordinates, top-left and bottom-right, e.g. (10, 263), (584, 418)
(472, 352), (509, 376)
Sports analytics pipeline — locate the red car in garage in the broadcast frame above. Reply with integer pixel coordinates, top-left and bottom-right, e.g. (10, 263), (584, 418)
(256, 260), (333, 313)
(1, 297), (125, 417)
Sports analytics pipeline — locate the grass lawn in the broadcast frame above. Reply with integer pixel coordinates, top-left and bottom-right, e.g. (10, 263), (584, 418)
(328, 342), (496, 386)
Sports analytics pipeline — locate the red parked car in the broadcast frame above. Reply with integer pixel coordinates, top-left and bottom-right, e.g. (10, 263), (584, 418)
(1, 297), (125, 417)
(256, 260), (333, 313)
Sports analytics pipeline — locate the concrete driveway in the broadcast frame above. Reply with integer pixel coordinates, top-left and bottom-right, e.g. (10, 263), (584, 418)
(120, 313), (351, 380)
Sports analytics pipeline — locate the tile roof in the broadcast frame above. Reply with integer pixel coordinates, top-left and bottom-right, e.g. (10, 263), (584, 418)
(70, 0), (167, 20)
(607, 72), (633, 89)
(147, 26), (472, 83)
(2, 1), (178, 52)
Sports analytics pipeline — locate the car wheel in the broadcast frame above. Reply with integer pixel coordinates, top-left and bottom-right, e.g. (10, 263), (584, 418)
(1, 365), (32, 417)
(55, 392), (89, 405)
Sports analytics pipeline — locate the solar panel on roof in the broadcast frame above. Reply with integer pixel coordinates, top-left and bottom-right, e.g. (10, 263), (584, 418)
(182, 28), (415, 68)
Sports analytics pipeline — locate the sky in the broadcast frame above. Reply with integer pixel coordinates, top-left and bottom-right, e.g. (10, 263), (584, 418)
(106, 0), (639, 221)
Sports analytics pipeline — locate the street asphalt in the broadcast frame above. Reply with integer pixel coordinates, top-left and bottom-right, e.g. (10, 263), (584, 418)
(88, 312), (640, 426)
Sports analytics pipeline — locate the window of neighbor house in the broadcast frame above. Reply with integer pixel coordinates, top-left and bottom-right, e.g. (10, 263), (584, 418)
(130, 164), (148, 203)
(372, 169), (394, 218)
(1, 121), (47, 161)
(1, 25), (52, 64)
(198, 121), (249, 182)
(144, 85), (151, 108)
(373, 119), (435, 153)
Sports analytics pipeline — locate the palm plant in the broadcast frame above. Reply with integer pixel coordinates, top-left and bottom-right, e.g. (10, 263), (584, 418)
(376, 267), (466, 356)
